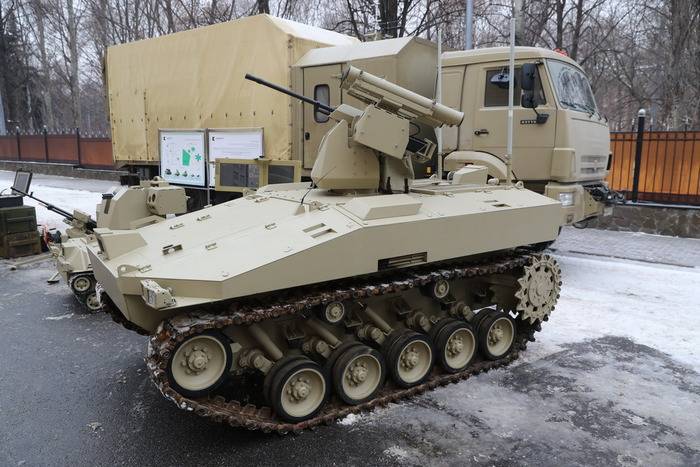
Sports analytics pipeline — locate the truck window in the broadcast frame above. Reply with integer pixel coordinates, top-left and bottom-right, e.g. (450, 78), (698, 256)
(546, 60), (597, 113)
(484, 67), (545, 107)
(314, 84), (330, 123)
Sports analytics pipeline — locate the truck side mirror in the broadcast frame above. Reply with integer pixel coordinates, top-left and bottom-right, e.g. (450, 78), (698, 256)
(521, 63), (537, 91)
(521, 90), (537, 109)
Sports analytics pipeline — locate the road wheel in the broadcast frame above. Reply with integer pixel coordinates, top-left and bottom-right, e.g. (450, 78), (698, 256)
(167, 331), (232, 398)
(477, 311), (516, 360)
(333, 344), (385, 405)
(267, 358), (328, 423)
(432, 319), (476, 373)
(69, 274), (93, 294)
(384, 331), (434, 388)
(84, 292), (104, 313)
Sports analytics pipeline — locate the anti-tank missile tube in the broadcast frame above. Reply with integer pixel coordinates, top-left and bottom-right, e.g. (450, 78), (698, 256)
(341, 66), (464, 128)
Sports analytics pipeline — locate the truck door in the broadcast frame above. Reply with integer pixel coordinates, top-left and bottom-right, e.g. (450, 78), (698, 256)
(472, 64), (556, 180)
(303, 64), (342, 169)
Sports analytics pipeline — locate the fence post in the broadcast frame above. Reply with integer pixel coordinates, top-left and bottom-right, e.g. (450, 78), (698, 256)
(631, 109), (646, 202)
(43, 126), (49, 162)
(75, 127), (82, 166)
(15, 126), (21, 161)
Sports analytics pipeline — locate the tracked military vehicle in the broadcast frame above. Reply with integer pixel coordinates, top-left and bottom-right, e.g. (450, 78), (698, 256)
(50, 178), (187, 311)
(88, 67), (562, 432)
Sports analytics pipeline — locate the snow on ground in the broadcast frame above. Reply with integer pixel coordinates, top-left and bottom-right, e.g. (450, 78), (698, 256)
(524, 254), (700, 371)
(0, 171), (106, 233)
(22, 185), (103, 233)
(343, 254), (700, 466)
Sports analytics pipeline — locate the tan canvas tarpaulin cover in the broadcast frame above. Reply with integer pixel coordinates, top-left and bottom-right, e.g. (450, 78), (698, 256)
(106, 14), (356, 165)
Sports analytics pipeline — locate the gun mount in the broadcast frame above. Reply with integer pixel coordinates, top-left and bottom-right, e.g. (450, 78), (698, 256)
(246, 66), (464, 192)
(10, 174), (98, 232)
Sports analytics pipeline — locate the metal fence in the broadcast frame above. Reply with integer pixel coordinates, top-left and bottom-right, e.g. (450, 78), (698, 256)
(0, 130), (114, 169)
(1, 126), (698, 206)
(608, 125), (700, 205)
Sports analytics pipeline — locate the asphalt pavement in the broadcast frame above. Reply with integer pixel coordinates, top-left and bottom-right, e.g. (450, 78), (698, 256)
(0, 236), (699, 466)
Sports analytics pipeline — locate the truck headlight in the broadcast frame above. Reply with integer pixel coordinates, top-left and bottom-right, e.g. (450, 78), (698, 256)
(558, 192), (575, 207)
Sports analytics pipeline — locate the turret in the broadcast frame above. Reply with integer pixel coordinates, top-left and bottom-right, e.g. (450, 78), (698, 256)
(246, 66), (464, 192)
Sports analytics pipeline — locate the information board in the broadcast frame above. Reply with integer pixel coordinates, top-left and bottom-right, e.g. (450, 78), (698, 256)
(159, 130), (206, 187)
(208, 128), (263, 161)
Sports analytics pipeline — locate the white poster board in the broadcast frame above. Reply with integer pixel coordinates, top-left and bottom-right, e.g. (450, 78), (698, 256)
(159, 130), (206, 187)
(208, 128), (263, 161)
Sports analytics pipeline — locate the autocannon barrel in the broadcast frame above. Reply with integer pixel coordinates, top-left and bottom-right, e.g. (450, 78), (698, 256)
(341, 66), (464, 128)
(245, 73), (334, 115)
(11, 186), (97, 230)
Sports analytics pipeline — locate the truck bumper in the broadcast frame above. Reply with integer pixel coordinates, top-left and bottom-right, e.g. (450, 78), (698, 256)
(544, 182), (606, 225)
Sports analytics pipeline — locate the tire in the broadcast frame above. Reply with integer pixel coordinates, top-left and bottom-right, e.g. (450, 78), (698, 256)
(267, 357), (328, 423)
(264, 354), (308, 404)
(166, 330), (232, 398)
(432, 319), (476, 373)
(477, 311), (516, 360)
(84, 291), (105, 313)
(383, 331), (434, 388)
(69, 274), (94, 295)
(332, 344), (385, 405)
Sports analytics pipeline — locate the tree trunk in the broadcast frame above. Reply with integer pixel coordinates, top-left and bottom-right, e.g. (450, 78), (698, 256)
(66, 0), (82, 128)
(257, 0), (270, 15)
(33, 0), (54, 129)
(380, 0), (399, 38)
(570, 0), (585, 60)
(0, 86), (6, 135)
(554, 0), (565, 49)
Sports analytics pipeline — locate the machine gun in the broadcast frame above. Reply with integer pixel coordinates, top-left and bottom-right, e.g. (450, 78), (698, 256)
(9, 170), (97, 231)
(245, 66), (463, 192)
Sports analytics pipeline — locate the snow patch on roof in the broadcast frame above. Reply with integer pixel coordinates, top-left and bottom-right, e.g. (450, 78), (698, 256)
(269, 16), (358, 46)
(294, 36), (421, 67)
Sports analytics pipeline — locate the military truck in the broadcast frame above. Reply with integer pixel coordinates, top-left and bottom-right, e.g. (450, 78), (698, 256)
(88, 66), (563, 432)
(439, 47), (616, 225)
(51, 178), (187, 311)
(105, 19), (613, 224)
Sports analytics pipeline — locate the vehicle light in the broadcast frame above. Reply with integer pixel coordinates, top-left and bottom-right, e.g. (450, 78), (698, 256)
(141, 279), (175, 309)
(558, 192), (575, 207)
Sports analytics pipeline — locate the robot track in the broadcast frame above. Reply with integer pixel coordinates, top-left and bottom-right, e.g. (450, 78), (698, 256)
(105, 251), (560, 434)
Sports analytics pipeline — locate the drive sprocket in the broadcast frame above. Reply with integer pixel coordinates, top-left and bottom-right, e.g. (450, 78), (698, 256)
(515, 254), (561, 324)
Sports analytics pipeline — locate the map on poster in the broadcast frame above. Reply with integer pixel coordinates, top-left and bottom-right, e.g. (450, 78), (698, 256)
(208, 128), (263, 161)
(159, 131), (206, 187)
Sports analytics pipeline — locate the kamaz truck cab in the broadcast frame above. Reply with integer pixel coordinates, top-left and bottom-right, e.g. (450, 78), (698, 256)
(441, 47), (613, 225)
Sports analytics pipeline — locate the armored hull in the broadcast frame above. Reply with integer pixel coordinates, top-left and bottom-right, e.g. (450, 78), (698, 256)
(90, 180), (563, 431)
(52, 236), (102, 311)
(90, 182), (559, 331)
(51, 178), (187, 312)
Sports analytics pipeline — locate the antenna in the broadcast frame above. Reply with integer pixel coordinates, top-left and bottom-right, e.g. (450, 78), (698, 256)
(505, 0), (516, 186)
(300, 166), (336, 205)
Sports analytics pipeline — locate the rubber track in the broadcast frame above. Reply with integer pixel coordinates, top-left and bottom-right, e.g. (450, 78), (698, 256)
(110, 252), (547, 433)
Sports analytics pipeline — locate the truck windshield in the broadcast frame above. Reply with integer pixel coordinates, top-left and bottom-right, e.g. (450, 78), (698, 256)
(547, 60), (597, 114)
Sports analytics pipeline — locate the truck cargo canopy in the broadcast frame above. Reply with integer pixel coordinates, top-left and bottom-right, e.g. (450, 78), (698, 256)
(106, 14), (357, 166)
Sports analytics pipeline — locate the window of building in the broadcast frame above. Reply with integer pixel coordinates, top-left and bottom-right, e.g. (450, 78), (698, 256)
(313, 84), (330, 123)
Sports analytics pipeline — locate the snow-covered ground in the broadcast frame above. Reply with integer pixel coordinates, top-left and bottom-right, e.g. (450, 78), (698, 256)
(526, 254), (700, 371)
(0, 170), (109, 232)
(337, 255), (700, 466)
(19, 185), (103, 232)
(1, 170), (698, 465)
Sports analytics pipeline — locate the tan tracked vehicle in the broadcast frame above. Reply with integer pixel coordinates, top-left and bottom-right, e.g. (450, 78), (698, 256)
(89, 67), (563, 431)
(51, 179), (187, 311)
